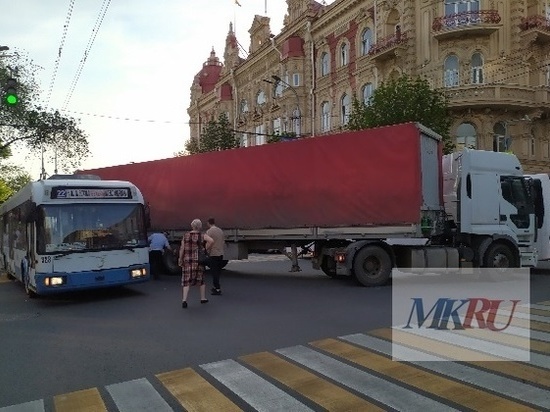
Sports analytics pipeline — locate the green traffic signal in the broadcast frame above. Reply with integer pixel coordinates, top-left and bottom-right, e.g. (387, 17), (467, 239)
(3, 78), (18, 106)
(5, 91), (18, 106)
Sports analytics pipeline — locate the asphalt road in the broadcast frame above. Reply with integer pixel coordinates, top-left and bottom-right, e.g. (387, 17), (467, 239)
(1, 257), (550, 410)
(0, 255), (392, 408)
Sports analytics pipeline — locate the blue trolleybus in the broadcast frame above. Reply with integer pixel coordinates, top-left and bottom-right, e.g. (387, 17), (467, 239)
(0, 175), (150, 297)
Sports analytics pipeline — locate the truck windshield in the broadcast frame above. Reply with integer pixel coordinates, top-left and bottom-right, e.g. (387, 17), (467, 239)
(500, 176), (533, 228)
(36, 203), (148, 254)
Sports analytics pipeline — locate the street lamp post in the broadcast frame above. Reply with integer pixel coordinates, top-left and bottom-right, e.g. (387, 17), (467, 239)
(271, 75), (301, 137)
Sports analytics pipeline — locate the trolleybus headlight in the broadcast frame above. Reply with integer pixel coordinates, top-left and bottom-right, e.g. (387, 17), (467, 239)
(130, 268), (147, 278)
(44, 276), (66, 286)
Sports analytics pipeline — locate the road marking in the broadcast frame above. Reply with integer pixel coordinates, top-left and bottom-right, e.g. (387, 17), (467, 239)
(240, 351), (384, 411)
(276, 345), (456, 412)
(341, 333), (550, 410)
(311, 337), (535, 411)
(106, 378), (172, 412)
(201, 359), (314, 412)
(0, 400), (44, 412)
(156, 367), (241, 412)
(54, 388), (106, 412)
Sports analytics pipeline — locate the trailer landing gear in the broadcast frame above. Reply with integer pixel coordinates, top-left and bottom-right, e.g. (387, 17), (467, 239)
(283, 244), (302, 273)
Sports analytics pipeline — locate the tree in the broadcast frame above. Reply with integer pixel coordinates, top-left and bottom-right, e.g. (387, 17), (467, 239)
(184, 113), (239, 155)
(0, 163), (31, 203)
(0, 51), (90, 172)
(348, 75), (454, 154)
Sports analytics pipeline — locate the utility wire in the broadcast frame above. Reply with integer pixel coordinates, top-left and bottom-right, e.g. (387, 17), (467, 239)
(61, 0), (112, 110)
(45, 0), (75, 110)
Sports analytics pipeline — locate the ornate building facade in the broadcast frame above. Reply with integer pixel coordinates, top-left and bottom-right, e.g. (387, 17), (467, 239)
(187, 0), (550, 172)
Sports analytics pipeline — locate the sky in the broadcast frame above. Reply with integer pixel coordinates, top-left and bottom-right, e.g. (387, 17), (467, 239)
(1, 0), (295, 179)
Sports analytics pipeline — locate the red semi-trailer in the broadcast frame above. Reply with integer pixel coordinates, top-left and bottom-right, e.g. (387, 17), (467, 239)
(79, 123), (537, 286)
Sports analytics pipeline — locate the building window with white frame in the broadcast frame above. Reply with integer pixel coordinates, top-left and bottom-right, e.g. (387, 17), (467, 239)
(340, 43), (349, 66)
(255, 124), (266, 146)
(321, 101), (331, 132)
(471, 52), (484, 84)
(362, 83), (374, 106)
(493, 122), (510, 152)
(444, 55), (460, 87)
(240, 99), (249, 113)
(445, 0), (480, 27)
(320, 52), (330, 76)
(293, 73), (300, 87)
(241, 133), (249, 147)
(341, 93), (351, 125)
(273, 118), (281, 136)
(256, 90), (266, 105)
(361, 28), (372, 55)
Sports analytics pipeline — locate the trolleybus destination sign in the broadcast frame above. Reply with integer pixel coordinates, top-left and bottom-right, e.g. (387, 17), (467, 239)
(51, 187), (132, 199)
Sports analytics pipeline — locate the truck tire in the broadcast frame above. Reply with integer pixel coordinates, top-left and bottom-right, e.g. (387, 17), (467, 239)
(320, 256), (337, 277)
(162, 252), (181, 275)
(353, 245), (392, 287)
(483, 242), (518, 268)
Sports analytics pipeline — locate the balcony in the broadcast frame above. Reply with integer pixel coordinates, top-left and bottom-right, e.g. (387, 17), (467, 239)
(443, 84), (549, 110)
(432, 10), (501, 40)
(367, 30), (408, 62)
(519, 15), (550, 45)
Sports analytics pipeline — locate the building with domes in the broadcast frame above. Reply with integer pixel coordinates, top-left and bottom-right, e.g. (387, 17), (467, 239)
(187, 0), (550, 172)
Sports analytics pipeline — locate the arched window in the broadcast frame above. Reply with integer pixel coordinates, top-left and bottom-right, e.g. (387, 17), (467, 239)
(361, 28), (372, 55)
(341, 93), (351, 125)
(340, 43), (349, 66)
(362, 83), (374, 106)
(256, 90), (266, 105)
(444, 55), (459, 87)
(320, 52), (330, 76)
(456, 123), (477, 149)
(321, 101), (331, 132)
(493, 122), (509, 152)
(471, 52), (484, 84)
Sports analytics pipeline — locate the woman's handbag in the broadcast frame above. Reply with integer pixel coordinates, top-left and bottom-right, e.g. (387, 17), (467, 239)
(197, 235), (209, 265)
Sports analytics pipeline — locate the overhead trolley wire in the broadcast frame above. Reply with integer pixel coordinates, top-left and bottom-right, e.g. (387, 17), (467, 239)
(61, 0), (112, 111)
(44, 0), (75, 109)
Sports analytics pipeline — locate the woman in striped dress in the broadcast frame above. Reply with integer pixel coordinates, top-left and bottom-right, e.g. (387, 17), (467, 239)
(178, 218), (213, 308)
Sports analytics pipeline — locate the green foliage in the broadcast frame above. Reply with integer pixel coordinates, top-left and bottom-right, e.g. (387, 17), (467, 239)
(184, 113), (239, 155)
(1, 51), (90, 171)
(0, 163), (31, 204)
(347, 75), (454, 154)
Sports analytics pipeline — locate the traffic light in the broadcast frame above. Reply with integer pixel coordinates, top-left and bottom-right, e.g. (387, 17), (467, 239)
(3, 78), (18, 106)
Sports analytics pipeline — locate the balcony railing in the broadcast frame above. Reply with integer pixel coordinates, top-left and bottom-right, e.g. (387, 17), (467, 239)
(519, 15), (550, 44)
(432, 10), (501, 39)
(367, 30), (408, 60)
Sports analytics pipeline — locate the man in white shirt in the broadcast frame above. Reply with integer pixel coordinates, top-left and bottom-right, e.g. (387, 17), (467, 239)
(148, 232), (172, 279)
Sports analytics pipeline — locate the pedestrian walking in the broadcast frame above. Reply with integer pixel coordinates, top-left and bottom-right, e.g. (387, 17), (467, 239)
(206, 217), (225, 295)
(148, 231), (172, 279)
(178, 219), (214, 308)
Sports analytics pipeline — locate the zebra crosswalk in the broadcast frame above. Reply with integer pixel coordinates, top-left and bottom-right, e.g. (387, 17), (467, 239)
(2, 302), (550, 411)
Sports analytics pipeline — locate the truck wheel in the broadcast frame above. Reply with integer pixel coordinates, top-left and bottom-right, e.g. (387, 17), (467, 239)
(353, 245), (392, 287)
(320, 257), (337, 278)
(483, 243), (518, 268)
(162, 252), (181, 275)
